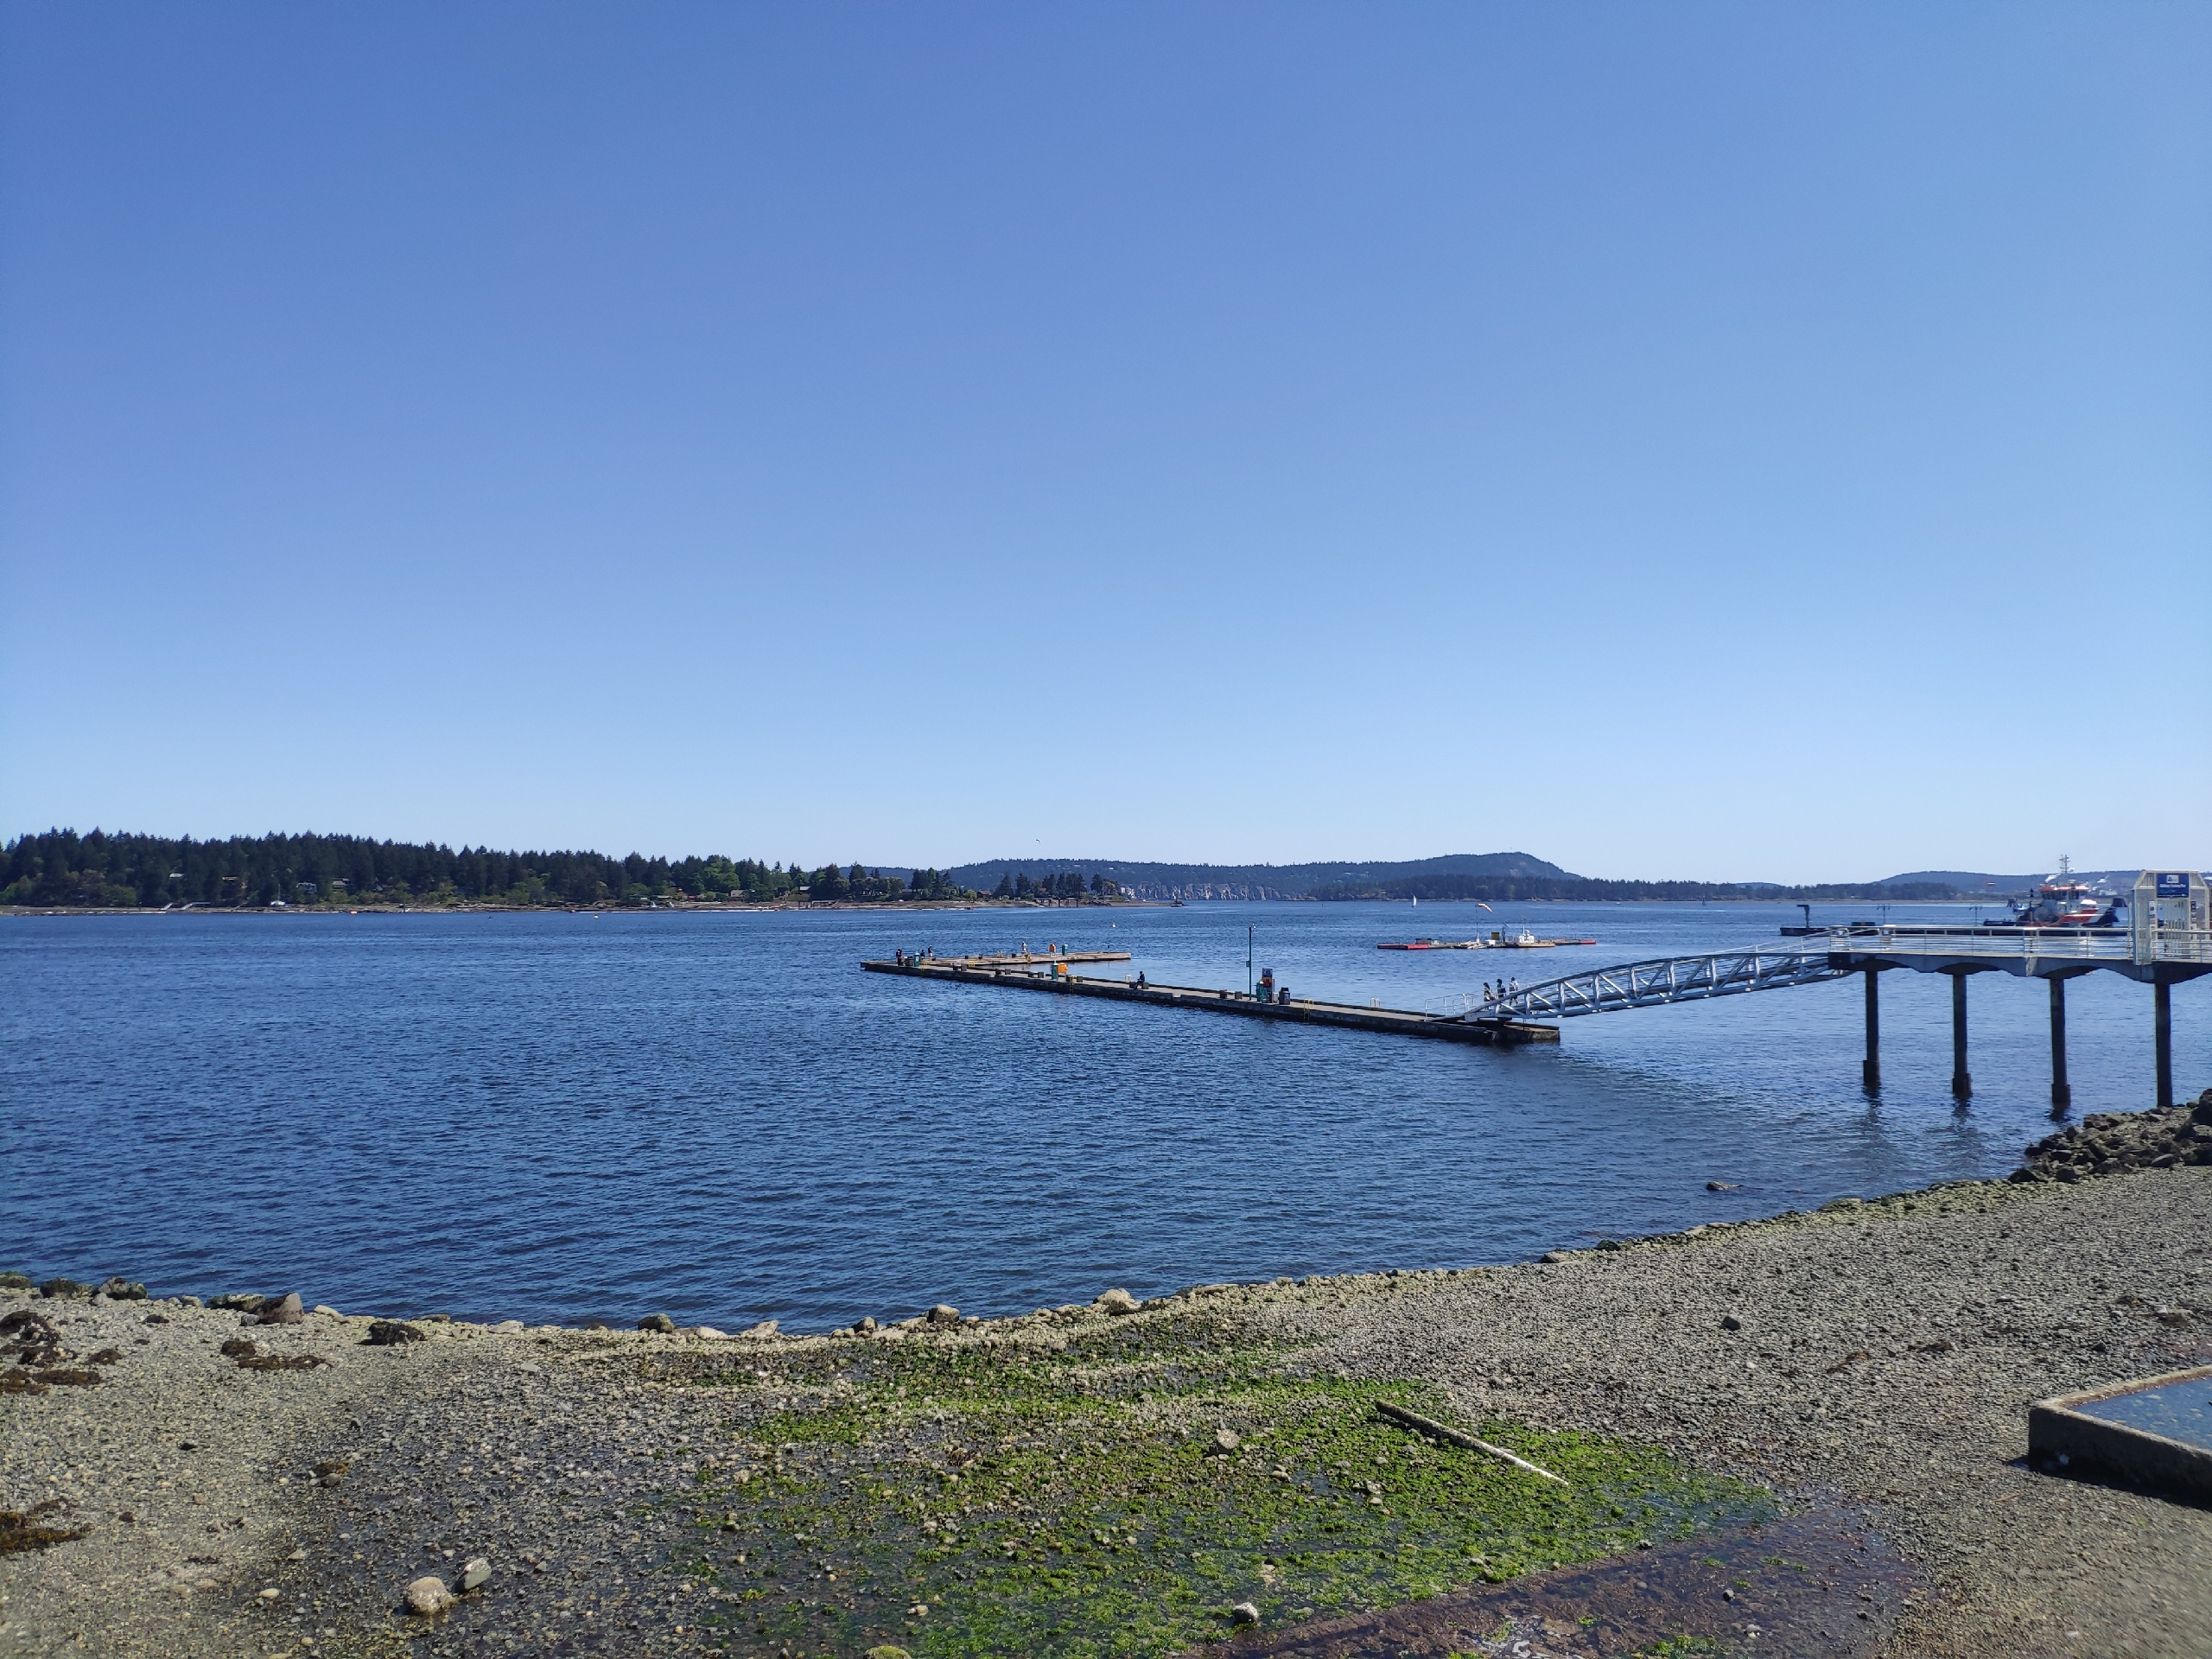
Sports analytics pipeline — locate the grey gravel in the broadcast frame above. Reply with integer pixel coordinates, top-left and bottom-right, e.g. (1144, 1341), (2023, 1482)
(1257, 1164), (2212, 1657)
(3, 1160), (2209, 1656)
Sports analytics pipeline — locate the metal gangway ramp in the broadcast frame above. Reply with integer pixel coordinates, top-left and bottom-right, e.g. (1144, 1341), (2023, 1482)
(1465, 947), (1842, 1021)
(1465, 903), (2212, 1109)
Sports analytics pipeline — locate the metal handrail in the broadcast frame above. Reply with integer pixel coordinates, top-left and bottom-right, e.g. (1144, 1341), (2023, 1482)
(1866, 925), (2212, 966)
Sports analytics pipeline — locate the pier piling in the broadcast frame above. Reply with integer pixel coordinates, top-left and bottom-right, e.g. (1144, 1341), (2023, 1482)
(1861, 968), (1880, 1092)
(2155, 981), (2173, 1109)
(1949, 971), (1972, 1101)
(2048, 976), (2071, 1112)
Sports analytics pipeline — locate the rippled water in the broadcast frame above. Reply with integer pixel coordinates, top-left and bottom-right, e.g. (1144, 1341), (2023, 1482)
(4, 902), (2203, 1329)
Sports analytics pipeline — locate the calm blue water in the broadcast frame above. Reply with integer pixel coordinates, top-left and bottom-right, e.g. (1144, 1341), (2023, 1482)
(4, 902), (2205, 1330)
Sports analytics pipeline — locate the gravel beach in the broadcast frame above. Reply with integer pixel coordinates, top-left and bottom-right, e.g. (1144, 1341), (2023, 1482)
(5, 1151), (2209, 1658)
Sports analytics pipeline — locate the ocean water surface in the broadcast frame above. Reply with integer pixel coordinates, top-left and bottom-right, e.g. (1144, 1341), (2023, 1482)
(5, 901), (2204, 1329)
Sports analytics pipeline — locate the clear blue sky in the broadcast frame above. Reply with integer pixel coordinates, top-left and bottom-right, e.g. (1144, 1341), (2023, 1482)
(3, 3), (2205, 881)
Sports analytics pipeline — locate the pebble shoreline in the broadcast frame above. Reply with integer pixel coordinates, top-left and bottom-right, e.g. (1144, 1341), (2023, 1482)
(4, 1098), (2210, 1658)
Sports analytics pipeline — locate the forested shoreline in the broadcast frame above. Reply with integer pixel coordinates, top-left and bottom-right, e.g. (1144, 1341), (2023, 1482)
(4, 829), (1962, 912)
(0, 830), (980, 910)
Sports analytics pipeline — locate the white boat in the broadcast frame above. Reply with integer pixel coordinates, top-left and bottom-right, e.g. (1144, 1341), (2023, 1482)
(1491, 926), (1555, 949)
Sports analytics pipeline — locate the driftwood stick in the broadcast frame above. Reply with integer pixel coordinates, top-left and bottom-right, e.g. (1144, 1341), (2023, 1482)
(1374, 1401), (1567, 1485)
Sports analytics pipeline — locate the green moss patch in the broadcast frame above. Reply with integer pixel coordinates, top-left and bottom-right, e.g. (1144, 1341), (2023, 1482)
(650, 1313), (1770, 1657)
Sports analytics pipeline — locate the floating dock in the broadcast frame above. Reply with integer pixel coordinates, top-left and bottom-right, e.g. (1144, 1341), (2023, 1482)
(863, 958), (1559, 1046)
(1378, 936), (1598, 951)
(902, 950), (1133, 969)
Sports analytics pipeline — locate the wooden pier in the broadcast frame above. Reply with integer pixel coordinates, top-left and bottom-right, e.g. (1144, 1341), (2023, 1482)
(862, 958), (1559, 1046)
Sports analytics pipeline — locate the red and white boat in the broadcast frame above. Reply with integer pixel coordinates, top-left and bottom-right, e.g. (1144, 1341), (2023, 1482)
(2007, 860), (2120, 928)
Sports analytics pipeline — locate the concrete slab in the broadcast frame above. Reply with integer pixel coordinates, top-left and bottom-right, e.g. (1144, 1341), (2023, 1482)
(2028, 1364), (2212, 1502)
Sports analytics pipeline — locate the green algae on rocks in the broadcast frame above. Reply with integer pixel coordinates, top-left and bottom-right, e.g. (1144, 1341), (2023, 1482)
(642, 1312), (1773, 1657)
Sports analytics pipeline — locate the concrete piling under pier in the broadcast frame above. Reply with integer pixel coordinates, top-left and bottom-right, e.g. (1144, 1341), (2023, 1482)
(2050, 975), (2072, 1111)
(1950, 969), (1973, 1100)
(863, 957), (1560, 1046)
(2156, 980), (2174, 1109)
(1862, 966), (1882, 1093)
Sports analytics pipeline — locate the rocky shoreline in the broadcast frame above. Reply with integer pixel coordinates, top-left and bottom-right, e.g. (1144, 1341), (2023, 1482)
(6, 1103), (2211, 1658)
(2014, 1092), (2212, 1181)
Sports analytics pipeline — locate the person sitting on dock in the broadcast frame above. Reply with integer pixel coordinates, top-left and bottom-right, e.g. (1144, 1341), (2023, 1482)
(1136, 971), (1147, 990)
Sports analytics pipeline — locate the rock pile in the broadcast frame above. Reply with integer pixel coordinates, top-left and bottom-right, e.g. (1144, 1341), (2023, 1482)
(2013, 1089), (2212, 1182)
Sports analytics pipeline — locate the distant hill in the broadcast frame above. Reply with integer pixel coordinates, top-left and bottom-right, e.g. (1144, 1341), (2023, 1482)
(35, 826), (2154, 912)
(942, 853), (1959, 904)
(1878, 868), (2143, 893)
(942, 852), (1573, 903)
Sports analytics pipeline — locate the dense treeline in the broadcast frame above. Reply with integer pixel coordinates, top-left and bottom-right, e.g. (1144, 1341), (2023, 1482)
(3, 830), (1969, 910)
(1308, 874), (1962, 902)
(1, 830), (977, 909)
(989, 870), (1122, 901)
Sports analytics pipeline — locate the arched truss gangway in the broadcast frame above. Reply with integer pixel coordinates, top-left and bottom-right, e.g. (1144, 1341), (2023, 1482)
(1455, 948), (1843, 1021)
(1459, 925), (2212, 1109)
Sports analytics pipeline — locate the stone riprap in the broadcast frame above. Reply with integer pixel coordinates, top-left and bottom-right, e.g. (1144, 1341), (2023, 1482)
(2016, 1087), (2212, 1183)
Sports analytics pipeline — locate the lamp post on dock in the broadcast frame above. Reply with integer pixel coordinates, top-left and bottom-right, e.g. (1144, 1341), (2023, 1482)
(1247, 925), (1255, 999)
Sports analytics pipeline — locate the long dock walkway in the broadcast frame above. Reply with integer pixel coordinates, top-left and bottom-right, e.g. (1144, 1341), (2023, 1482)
(862, 958), (1560, 1046)
(925, 950), (1131, 968)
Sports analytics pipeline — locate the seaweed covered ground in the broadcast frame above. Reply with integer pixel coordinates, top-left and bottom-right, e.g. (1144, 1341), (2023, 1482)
(5, 1164), (2210, 1657)
(642, 1306), (1770, 1656)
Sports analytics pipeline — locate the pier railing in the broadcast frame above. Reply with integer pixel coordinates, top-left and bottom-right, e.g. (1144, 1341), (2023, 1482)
(1860, 925), (2212, 969)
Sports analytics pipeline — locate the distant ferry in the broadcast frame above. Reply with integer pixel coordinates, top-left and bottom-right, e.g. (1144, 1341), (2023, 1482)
(2004, 858), (2121, 929)
(1379, 929), (1598, 951)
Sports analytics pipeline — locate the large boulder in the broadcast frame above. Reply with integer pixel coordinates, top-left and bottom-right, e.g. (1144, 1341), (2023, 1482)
(256, 1294), (306, 1325)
